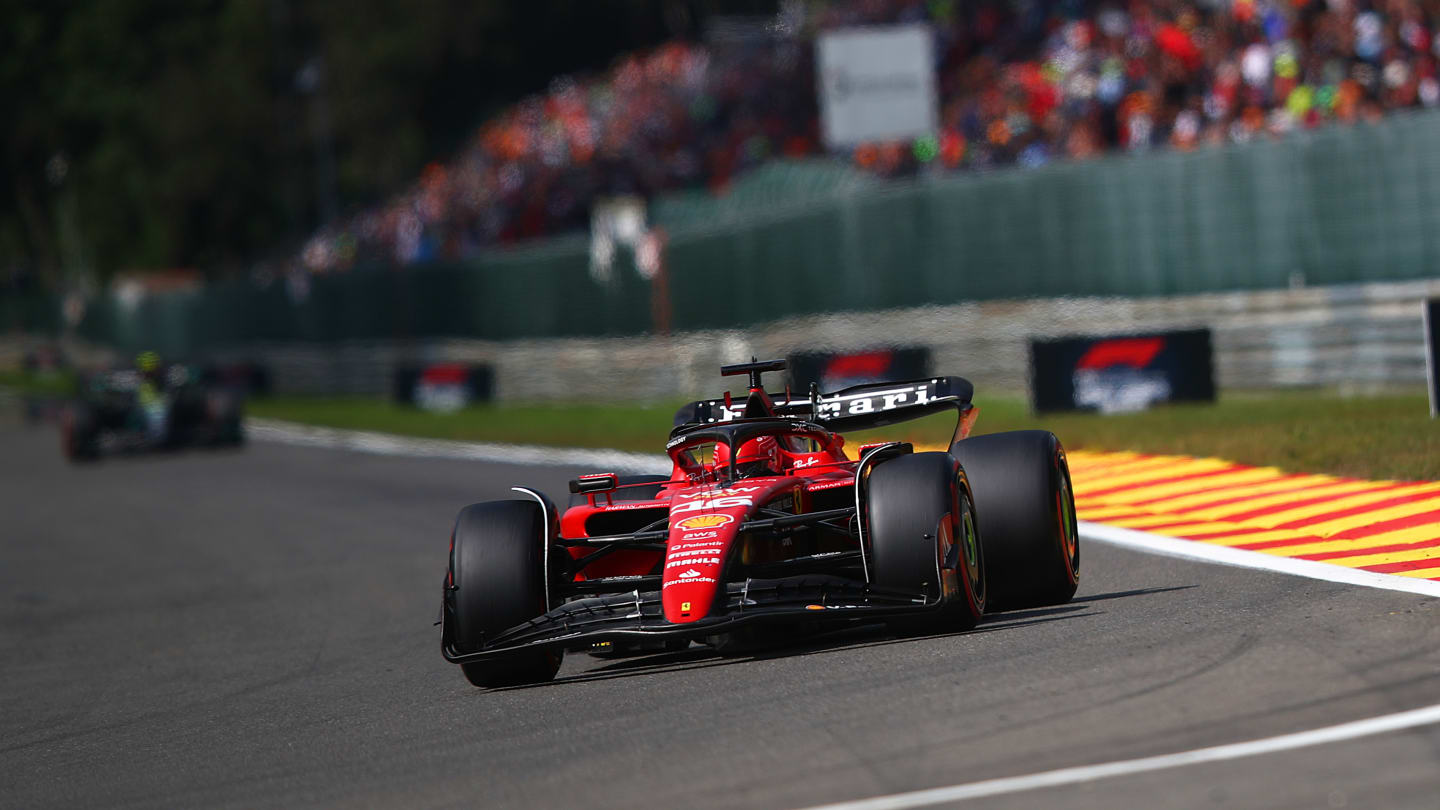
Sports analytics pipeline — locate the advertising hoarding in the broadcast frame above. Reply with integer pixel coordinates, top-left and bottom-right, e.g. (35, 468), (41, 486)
(1030, 330), (1215, 413)
(816, 24), (937, 148)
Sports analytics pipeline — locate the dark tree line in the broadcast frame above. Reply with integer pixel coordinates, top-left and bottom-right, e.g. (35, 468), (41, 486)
(2, 0), (761, 287)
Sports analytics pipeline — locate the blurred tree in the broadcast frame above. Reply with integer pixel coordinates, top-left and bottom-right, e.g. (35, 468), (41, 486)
(1, 0), (750, 284)
(2, 3), (68, 289)
(2, 0), (301, 281)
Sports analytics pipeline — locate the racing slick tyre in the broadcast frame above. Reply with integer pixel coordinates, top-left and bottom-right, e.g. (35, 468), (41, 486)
(566, 474), (669, 508)
(867, 452), (986, 634)
(950, 431), (1079, 611)
(215, 406), (245, 447)
(222, 414), (246, 447)
(62, 405), (101, 462)
(447, 500), (562, 688)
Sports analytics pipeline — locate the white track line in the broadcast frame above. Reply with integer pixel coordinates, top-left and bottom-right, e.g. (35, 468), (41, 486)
(800, 701), (1440, 809)
(249, 418), (1440, 598)
(1080, 521), (1440, 599)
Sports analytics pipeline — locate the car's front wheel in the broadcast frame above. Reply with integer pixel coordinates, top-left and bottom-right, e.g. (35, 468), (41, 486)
(867, 452), (985, 633)
(446, 500), (562, 688)
(62, 404), (101, 462)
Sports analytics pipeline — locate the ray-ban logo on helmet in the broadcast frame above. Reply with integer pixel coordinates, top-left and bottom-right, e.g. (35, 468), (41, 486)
(674, 514), (734, 531)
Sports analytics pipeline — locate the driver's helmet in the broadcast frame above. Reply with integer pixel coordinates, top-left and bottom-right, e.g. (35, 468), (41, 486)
(714, 435), (782, 478)
(135, 351), (162, 385)
(136, 351), (161, 373)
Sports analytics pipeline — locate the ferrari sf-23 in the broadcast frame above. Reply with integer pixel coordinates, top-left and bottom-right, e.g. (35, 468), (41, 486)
(440, 359), (1079, 687)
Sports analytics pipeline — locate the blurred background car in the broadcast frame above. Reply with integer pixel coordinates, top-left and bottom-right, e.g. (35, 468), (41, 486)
(62, 354), (245, 461)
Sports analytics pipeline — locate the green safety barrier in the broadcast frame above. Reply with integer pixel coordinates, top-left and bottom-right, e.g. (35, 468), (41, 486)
(22, 109), (1440, 354)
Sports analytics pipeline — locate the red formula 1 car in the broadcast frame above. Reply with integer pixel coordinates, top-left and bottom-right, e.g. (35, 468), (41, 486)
(440, 359), (1079, 688)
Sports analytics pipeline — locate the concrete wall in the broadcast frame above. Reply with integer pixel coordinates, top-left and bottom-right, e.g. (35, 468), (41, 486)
(173, 277), (1440, 402)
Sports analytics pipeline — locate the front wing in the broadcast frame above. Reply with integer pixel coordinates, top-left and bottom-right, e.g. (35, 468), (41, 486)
(441, 575), (938, 663)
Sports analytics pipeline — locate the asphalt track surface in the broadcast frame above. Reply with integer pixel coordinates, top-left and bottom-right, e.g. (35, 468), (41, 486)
(4, 423), (1440, 809)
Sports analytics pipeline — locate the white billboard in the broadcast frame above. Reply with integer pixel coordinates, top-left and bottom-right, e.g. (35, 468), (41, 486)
(816, 24), (938, 148)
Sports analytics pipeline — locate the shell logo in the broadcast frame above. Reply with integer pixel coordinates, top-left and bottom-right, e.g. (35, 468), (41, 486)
(674, 514), (734, 531)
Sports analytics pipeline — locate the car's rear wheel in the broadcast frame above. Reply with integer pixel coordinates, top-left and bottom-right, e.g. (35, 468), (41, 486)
(211, 393), (245, 447)
(447, 500), (562, 687)
(951, 430), (1079, 611)
(867, 452), (985, 633)
(221, 413), (246, 446)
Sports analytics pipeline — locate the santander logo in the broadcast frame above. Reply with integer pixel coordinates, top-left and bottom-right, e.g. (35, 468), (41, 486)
(679, 569), (704, 579)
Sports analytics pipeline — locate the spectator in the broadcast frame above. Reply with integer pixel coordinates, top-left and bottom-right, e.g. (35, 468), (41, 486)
(289, 0), (1440, 274)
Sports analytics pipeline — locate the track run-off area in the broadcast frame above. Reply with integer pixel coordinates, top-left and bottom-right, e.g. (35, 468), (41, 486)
(4, 419), (1440, 809)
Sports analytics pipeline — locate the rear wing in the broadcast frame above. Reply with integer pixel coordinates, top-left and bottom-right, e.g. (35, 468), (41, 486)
(673, 376), (976, 443)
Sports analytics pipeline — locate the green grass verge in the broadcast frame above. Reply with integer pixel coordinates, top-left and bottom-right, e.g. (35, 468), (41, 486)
(247, 397), (687, 452)
(0, 369), (76, 397)
(996, 391), (1440, 481)
(249, 389), (1440, 481)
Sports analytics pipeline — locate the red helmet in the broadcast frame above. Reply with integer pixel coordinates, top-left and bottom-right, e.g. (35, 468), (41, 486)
(713, 435), (782, 478)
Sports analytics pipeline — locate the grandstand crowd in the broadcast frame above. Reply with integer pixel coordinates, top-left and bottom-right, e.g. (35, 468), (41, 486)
(294, 0), (1440, 274)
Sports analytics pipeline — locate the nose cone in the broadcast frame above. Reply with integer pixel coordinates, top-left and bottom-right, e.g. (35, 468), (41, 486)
(661, 507), (742, 623)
